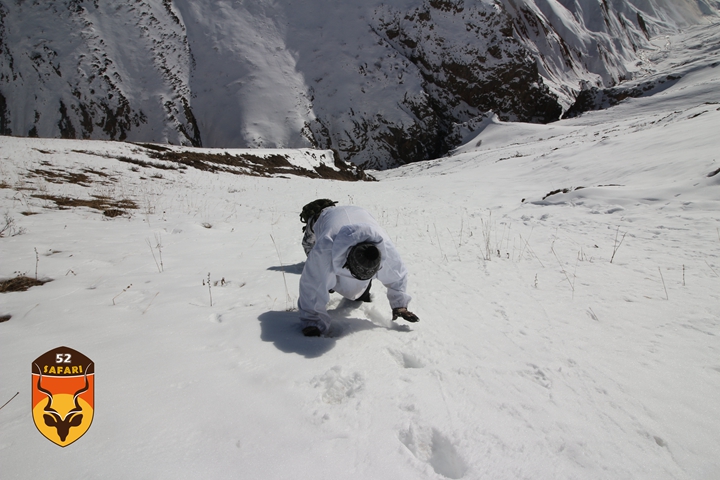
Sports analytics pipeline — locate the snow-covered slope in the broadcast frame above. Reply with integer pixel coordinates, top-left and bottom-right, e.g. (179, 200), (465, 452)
(565, 18), (720, 116)
(1, 22), (719, 480)
(1, 0), (718, 168)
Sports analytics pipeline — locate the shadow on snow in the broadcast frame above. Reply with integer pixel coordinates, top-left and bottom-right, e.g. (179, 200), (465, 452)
(258, 299), (410, 358)
(267, 262), (305, 275)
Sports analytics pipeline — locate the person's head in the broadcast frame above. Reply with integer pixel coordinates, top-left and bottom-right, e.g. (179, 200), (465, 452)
(344, 242), (382, 280)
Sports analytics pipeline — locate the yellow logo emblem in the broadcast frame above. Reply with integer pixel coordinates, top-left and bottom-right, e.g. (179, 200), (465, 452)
(31, 347), (94, 447)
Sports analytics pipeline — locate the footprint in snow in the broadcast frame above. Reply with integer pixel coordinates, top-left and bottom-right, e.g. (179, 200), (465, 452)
(520, 363), (552, 389)
(399, 425), (467, 479)
(312, 366), (364, 404)
(388, 348), (425, 369)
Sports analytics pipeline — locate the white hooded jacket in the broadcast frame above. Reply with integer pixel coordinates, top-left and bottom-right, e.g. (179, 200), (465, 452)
(298, 206), (411, 332)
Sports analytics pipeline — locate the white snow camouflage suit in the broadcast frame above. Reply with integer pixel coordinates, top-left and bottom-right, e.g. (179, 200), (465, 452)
(298, 205), (412, 333)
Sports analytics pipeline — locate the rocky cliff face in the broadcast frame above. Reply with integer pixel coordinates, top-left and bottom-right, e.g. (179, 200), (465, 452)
(0, 0), (717, 169)
(351, 0), (564, 166)
(0, 0), (198, 145)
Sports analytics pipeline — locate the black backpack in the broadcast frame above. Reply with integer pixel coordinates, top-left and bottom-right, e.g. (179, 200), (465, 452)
(300, 199), (337, 232)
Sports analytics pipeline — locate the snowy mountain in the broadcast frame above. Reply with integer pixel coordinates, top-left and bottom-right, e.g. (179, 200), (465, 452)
(1, 21), (720, 480)
(0, 0), (718, 168)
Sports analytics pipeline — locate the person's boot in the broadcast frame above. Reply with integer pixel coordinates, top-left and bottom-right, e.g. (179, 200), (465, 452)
(302, 326), (322, 337)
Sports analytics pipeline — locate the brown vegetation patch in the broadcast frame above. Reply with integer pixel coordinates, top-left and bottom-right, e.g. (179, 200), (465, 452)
(133, 142), (171, 153)
(27, 168), (93, 186)
(82, 167), (115, 180)
(32, 194), (137, 215)
(27, 164), (116, 186)
(543, 186), (585, 200)
(117, 155), (181, 171)
(0, 276), (51, 293)
(103, 208), (126, 218)
(72, 149), (181, 171)
(73, 144), (372, 181)
(141, 148), (373, 181)
(152, 149), (289, 174)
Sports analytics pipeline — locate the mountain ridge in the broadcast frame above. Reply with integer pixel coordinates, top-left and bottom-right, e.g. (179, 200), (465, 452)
(0, 0), (717, 168)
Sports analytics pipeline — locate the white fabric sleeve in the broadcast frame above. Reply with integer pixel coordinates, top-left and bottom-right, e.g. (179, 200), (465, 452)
(297, 238), (337, 330)
(376, 238), (412, 309)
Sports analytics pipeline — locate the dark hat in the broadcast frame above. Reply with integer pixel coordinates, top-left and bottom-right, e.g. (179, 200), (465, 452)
(344, 242), (381, 280)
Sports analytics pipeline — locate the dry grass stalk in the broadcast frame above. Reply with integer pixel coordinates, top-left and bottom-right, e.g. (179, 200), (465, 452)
(658, 267), (669, 300)
(610, 226), (627, 263)
(270, 234), (293, 311)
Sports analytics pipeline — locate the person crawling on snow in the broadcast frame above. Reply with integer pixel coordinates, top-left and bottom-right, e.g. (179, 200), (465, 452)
(298, 199), (419, 337)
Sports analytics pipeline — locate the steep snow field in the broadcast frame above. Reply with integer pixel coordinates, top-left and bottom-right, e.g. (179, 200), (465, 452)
(1, 24), (719, 479)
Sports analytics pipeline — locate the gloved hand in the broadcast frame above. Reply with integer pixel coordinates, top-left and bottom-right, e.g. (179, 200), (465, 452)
(392, 307), (419, 323)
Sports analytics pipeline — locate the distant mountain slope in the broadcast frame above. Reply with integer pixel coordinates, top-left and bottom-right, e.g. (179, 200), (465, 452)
(0, 0), (717, 168)
(0, 1), (199, 145)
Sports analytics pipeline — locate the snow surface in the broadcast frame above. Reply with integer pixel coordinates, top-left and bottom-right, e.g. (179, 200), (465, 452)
(1, 23), (720, 480)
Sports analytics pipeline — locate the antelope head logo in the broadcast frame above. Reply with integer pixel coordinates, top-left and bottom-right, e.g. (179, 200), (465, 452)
(34, 364), (90, 443)
(32, 346), (94, 446)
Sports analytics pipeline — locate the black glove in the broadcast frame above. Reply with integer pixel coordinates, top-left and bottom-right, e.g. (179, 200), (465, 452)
(392, 307), (419, 323)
